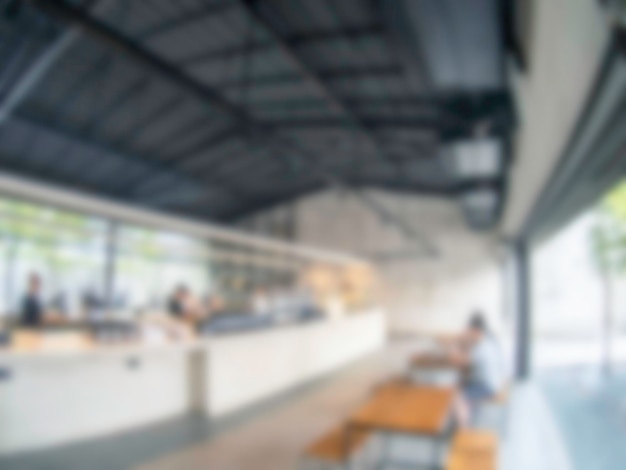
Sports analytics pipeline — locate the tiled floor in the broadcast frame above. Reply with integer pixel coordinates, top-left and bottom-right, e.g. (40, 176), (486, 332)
(0, 340), (573, 470)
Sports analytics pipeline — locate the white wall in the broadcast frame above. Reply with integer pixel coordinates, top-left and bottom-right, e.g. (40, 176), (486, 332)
(240, 190), (505, 336)
(204, 310), (385, 417)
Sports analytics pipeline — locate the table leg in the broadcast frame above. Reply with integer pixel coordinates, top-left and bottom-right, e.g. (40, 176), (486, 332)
(343, 424), (352, 470)
(375, 431), (391, 470)
(431, 435), (444, 470)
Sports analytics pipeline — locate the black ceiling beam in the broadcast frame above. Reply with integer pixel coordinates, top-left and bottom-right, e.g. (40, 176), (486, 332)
(80, 76), (151, 136)
(56, 74), (151, 182)
(241, 0), (396, 171)
(177, 24), (385, 67)
(162, 128), (240, 169)
(162, 127), (238, 164)
(27, 0), (440, 246)
(20, 54), (113, 175)
(113, 94), (182, 149)
(213, 65), (403, 90)
(134, 186), (209, 208)
(240, 0), (359, 121)
(356, 177), (504, 197)
(47, 54), (112, 121)
(498, 0), (527, 72)
(259, 117), (453, 129)
(11, 111), (248, 203)
(13, 110), (199, 185)
(132, 127), (249, 198)
(144, 114), (214, 156)
(136, 169), (257, 207)
(0, 150), (123, 198)
(137, 1), (236, 39)
(25, 0), (322, 180)
(135, 128), (244, 194)
(248, 91), (512, 113)
(25, 0), (265, 126)
(378, 0), (432, 90)
(28, 0), (302, 176)
(261, 114), (513, 138)
(23, 0), (387, 179)
(0, 0), (111, 125)
(179, 42), (273, 67)
(208, 147), (279, 182)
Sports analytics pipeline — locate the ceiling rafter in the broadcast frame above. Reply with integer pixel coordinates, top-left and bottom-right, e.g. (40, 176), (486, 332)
(144, 114), (216, 157)
(24, 0), (323, 179)
(113, 94), (183, 149)
(24, 0), (493, 245)
(176, 24), (385, 67)
(11, 110), (249, 204)
(240, 0), (398, 173)
(0, 0), (115, 125)
(137, 1), (236, 39)
(211, 65), (403, 90)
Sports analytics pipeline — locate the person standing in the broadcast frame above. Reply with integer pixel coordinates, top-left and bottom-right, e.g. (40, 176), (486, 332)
(20, 273), (45, 327)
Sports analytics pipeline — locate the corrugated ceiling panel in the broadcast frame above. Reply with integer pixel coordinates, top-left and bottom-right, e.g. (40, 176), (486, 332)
(188, 47), (294, 85)
(131, 103), (209, 152)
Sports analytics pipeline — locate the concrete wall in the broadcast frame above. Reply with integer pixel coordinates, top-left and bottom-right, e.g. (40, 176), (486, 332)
(238, 190), (505, 337)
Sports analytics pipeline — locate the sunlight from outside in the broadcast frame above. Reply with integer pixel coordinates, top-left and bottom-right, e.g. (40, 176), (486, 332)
(532, 182), (626, 370)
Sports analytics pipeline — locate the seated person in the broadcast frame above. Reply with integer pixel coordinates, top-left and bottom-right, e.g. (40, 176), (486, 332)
(422, 312), (506, 427)
(20, 273), (46, 328)
(168, 285), (204, 321)
(168, 285), (187, 319)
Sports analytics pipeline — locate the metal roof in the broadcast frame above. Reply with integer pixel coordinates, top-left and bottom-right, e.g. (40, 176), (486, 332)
(0, 0), (517, 229)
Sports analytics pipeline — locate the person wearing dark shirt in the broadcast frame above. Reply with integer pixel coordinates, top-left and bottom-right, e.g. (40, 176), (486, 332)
(20, 273), (44, 327)
(168, 285), (188, 319)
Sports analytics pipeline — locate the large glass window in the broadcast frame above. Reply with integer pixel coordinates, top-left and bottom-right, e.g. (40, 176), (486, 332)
(0, 197), (108, 318)
(0, 231), (8, 315)
(0, 194), (371, 320)
(114, 225), (211, 312)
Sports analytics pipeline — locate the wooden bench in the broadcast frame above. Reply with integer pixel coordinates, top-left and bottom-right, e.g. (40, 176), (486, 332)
(302, 424), (371, 468)
(447, 430), (497, 470)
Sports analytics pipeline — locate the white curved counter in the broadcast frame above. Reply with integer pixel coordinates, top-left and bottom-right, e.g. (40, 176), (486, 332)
(0, 310), (386, 456)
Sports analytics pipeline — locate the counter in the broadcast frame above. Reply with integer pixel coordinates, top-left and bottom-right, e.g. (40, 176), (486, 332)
(0, 310), (386, 455)
(203, 309), (385, 416)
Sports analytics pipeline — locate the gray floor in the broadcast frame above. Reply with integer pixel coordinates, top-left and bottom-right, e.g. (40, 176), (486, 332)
(0, 414), (213, 470)
(0, 341), (575, 470)
(540, 365), (626, 470)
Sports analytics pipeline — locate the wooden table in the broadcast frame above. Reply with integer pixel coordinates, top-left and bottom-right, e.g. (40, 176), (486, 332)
(410, 354), (460, 387)
(346, 383), (456, 469)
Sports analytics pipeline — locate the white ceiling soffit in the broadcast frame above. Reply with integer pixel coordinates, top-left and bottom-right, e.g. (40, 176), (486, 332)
(523, 35), (626, 243)
(500, 0), (609, 238)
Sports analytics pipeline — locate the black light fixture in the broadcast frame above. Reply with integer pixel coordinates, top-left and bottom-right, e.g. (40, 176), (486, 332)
(446, 138), (503, 180)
